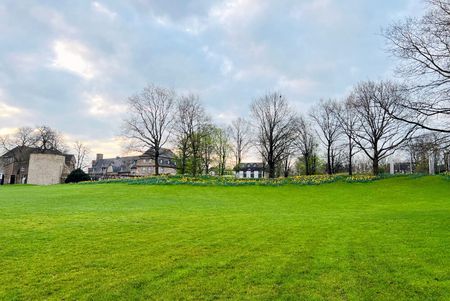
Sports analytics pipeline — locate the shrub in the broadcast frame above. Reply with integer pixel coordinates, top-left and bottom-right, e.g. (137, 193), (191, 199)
(65, 169), (91, 183)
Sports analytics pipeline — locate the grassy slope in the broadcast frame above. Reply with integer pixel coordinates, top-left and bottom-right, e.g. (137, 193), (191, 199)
(0, 177), (449, 300)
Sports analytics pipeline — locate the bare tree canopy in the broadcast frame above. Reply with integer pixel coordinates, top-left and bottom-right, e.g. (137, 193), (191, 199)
(351, 80), (417, 175)
(251, 92), (297, 178)
(0, 127), (35, 153)
(1, 125), (66, 153)
(214, 126), (231, 176)
(336, 96), (360, 175)
(123, 84), (175, 175)
(173, 94), (209, 176)
(73, 141), (90, 170)
(295, 115), (318, 175)
(34, 125), (67, 152)
(310, 99), (342, 174)
(384, 0), (450, 132)
(228, 117), (251, 166)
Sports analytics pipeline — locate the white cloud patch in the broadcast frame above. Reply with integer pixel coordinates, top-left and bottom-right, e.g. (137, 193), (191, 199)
(51, 40), (96, 79)
(0, 102), (21, 117)
(202, 46), (234, 76)
(0, 127), (20, 136)
(0, 89), (22, 118)
(92, 1), (117, 19)
(277, 76), (318, 96)
(209, 0), (266, 28)
(86, 94), (126, 117)
(291, 0), (343, 26)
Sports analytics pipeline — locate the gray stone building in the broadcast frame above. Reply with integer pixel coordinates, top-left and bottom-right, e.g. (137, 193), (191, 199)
(0, 146), (75, 185)
(88, 148), (177, 179)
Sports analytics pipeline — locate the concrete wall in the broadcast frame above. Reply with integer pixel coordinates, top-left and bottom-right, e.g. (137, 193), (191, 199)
(28, 154), (65, 185)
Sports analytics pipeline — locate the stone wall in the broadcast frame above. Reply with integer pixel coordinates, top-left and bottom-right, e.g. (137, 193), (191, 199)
(28, 154), (65, 185)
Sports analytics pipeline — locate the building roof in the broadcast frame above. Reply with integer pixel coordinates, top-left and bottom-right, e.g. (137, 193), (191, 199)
(89, 147), (177, 175)
(1, 146), (74, 164)
(90, 156), (140, 174)
(236, 162), (266, 172)
(141, 147), (175, 159)
(1, 146), (65, 158)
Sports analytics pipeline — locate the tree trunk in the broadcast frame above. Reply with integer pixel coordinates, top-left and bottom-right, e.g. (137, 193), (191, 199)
(221, 155), (226, 176)
(327, 145), (332, 175)
(304, 155), (310, 175)
(268, 161), (276, 178)
(372, 155), (380, 175)
(154, 148), (160, 176)
(348, 155), (353, 176)
(348, 139), (353, 176)
(180, 151), (186, 175)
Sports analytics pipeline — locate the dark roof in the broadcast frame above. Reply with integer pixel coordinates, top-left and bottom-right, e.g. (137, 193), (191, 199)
(141, 148), (175, 159)
(236, 162), (266, 172)
(90, 156), (139, 174)
(0, 146), (75, 162)
(1, 146), (65, 158)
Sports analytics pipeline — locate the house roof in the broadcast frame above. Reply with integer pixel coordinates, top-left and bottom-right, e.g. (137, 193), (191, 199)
(141, 147), (175, 159)
(89, 148), (177, 174)
(90, 156), (140, 174)
(1, 146), (65, 158)
(236, 162), (266, 172)
(1, 146), (74, 164)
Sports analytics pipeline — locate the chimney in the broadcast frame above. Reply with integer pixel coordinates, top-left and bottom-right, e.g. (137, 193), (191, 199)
(96, 154), (104, 161)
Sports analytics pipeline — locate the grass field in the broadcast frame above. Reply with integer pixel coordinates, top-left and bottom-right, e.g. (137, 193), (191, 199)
(0, 176), (449, 300)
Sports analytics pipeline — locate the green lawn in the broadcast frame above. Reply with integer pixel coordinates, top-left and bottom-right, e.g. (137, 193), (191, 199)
(0, 176), (449, 300)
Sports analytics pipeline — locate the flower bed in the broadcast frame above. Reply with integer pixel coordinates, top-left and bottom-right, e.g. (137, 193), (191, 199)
(344, 174), (378, 183)
(81, 174), (342, 186)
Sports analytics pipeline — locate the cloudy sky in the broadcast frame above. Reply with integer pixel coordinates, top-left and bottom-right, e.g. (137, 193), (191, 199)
(0, 0), (423, 157)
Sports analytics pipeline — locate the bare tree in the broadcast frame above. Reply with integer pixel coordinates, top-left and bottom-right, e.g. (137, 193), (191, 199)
(34, 125), (66, 152)
(0, 127), (35, 153)
(310, 99), (342, 174)
(384, 0), (450, 132)
(336, 96), (360, 175)
(123, 84), (175, 175)
(228, 117), (252, 166)
(173, 94), (208, 176)
(73, 141), (90, 170)
(295, 116), (318, 175)
(251, 93), (297, 178)
(200, 123), (216, 175)
(0, 127), (36, 167)
(351, 80), (417, 175)
(214, 127), (231, 176)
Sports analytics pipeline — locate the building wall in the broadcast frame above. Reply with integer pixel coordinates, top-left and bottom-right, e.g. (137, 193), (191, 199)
(27, 154), (65, 185)
(0, 161), (26, 184)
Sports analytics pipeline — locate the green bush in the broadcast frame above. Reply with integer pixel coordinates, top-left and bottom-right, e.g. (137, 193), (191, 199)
(65, 169), (91, 183)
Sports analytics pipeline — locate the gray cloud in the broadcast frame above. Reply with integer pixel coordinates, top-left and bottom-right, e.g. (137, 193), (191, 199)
(0, 0), (422, 154)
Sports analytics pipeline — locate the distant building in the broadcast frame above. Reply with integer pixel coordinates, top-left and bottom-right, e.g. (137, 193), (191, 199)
(0, 146), (75, 185)
(235, 162), (267, 179)
(88, 148), (177, 179)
